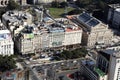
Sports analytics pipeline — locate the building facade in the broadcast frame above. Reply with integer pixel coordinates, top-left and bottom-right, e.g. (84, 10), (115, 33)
(108, 51), (120, 80)
(75, 13), (113, 48)
(15, 18), (82, 54)
(0, 30), (14, 56)
(80, 59), (107, 80)
(2, 11), (33, 36)
(0, 22), (14, 56)
(97, 49), (120, 80)
(108, 4), (120, 30)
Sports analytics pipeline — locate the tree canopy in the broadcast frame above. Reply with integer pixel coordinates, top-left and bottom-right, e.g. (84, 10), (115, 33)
(7, 0), (20, 10)
(57, 47), (87, 60)
(0, 55), (16, 72)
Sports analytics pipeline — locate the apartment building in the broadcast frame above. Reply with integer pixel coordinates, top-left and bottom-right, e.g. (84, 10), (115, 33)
(0, 21), (14, 56)
(80, 59), (107, 80)
(2, 11), (33, 36)
(75, 13), (113, 48)
(97, 49), (120, 80)
(108, 51), (120, 80)
(15, 18), (82, 54)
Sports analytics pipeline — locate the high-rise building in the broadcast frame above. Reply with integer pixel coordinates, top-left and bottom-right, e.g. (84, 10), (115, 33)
(97, 49), (120, 80)
(108, 4), (120, 30)
(108, 51), (120, 80)
(80, 59), (107, 80)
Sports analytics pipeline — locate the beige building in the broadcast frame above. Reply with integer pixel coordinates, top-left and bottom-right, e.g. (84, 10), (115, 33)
(15, 18), (82, 54)
(75, 13), (113, 48)
(0, 21), (14, 56)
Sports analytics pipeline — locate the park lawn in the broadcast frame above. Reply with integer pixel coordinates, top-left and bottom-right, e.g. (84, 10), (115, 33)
(48, 7), (74, 18)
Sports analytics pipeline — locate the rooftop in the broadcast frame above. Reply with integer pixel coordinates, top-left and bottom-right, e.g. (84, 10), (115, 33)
(78, 13), (100, 27)
(99, 49), (114, 60)
(81, 59), (106, 77)
(99, 49), (119, 60)
(2, 11), (32, 24)
(20, 18), (81, 37)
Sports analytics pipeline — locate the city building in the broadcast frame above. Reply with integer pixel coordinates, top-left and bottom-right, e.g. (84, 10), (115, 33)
(107, 4), (120, 30)
(0, 21), (14, 56)
(0, 0), (9, 7)
(15, 18), (82, 55)
(97, 50), (113, 74)
(15, 24), (36, 55)
(80, 59), (107, 80)
(75, 13), (113, 48)
(108, 50), (120, 80)
(97, 49), (120, 80)
(2, 11), (33, 36)
(32, 0), (66, 4)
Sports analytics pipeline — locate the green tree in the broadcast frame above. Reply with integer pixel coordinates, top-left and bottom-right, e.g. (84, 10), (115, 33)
(75, 0), (93, 8)
(59, 47), (87, 60)
(51, 1), (60, 8)
(67, 9), (82, 15)
(7, 0), (20, 10)
(60, 2), (68, 8)
(0, 55), (16, 72)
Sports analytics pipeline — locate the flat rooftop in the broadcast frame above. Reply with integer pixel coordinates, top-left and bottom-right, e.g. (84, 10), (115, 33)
(99, 49), (119, 60)
(2, 11), (32, 23)
(21, 18), (81, 35)
(77, 13), (100, 27)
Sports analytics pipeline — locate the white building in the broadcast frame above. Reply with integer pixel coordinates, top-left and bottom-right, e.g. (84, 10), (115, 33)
(0, 22), (14, 56)
(2, 11), (33, 36)
(15, 18), (82, 54)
